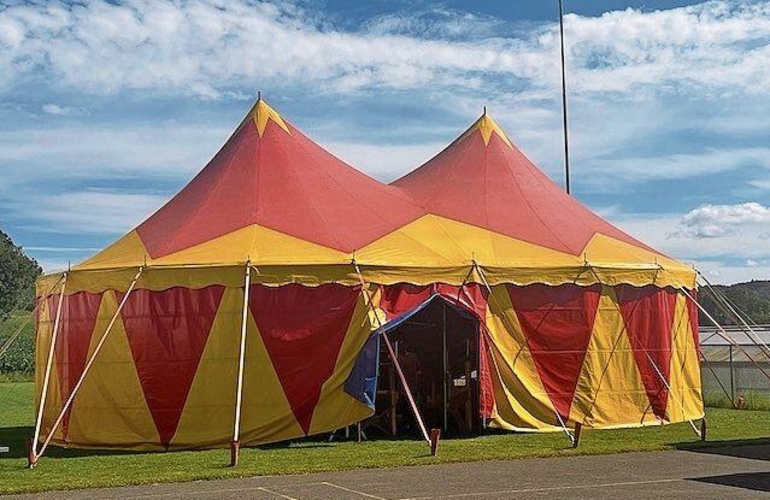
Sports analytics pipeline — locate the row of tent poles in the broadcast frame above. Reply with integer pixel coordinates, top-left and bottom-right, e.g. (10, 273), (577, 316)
(2, 266), (770, 465)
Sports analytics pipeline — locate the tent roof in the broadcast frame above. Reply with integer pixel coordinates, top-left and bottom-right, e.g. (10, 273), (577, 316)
(64, 101), (696, 291)
(80, 99), (423, 268)
(392, 113), (657, 258)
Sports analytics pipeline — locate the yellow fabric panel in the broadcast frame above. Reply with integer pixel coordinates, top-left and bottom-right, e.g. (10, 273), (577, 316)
(569, 286), (659, 428)
(170, 288), (241, 449)
(667, 293), (705, 423)
(60, 291), (160, 450)
(357, 215), (581, 268)
(309, 294), (375, 434)
(484, 285), (559, 431)
(154, 224), (349, 267)
(239, 309), (305, 445)
(76, 231), (150, 270)
(583, 234), (697, 289)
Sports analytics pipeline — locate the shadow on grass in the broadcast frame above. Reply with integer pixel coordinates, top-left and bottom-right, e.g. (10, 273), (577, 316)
(688, 472), (770, 492)
(674, 437), (770, 461)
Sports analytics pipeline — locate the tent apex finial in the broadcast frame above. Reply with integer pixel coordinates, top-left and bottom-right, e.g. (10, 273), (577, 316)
(483, 106), (487, 116)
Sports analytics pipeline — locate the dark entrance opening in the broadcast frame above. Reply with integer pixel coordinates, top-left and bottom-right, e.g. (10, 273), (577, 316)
(375, 296), (480, 437)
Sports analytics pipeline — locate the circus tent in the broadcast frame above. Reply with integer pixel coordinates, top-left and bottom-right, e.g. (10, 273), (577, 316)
(32, 98), (703, 461)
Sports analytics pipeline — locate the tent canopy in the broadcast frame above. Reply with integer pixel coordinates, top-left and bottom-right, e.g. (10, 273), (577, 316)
(44, 99), (695, 290)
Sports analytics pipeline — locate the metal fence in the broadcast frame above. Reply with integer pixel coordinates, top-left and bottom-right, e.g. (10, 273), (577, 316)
(700, 325), (770, 399)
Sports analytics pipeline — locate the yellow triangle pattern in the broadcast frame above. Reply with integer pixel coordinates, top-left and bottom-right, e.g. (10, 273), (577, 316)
(67, 291), (160, 449)
(570, 286), (659, 428)
(667, 293), (705, 422)
(484, 285), (559, 430)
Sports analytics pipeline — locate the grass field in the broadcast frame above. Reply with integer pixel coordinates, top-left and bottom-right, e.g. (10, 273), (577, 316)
(1, 383), (769, 495)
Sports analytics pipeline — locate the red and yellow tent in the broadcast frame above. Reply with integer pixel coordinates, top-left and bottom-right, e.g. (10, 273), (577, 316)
(34, 99), (702, 454)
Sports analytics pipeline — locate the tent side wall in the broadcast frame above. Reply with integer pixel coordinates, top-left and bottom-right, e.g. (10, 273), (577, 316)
(34, 269), (702, 451)
(484, 283), (703, 431)
(34, 279), (375, 451)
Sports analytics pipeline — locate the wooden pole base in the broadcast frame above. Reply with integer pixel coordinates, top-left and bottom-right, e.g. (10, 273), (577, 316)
(26, 438), (37, 469)
(700, 418), (707, 442)
(230, 440), (240, 467)
(430, 428), (441, 456)
(572, 422), (582, 448)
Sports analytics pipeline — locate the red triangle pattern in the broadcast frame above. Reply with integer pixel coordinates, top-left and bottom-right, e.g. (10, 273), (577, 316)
(249, 283), (361, 434)
(507, 284), (601, 422)
(616, 285), (677, 420)
(48, 292), (103, 439)
(119, 286), (224, 447)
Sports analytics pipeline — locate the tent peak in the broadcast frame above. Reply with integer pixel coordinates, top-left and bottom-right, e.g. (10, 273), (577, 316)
(240, 97), (290, 137)
(462, 112), (512, 148)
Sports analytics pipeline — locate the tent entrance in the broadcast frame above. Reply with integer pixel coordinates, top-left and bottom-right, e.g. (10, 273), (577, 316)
(376, 296), (480, 437)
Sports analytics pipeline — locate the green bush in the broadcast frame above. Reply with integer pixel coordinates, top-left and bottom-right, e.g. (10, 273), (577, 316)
(0, 312), (35, 379)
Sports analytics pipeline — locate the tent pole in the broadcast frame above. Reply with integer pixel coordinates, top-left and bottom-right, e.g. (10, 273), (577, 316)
(473, 263), (577, 445)
(352, 262), (433, 449)
(32, 266), (144, 467)
(442, 302), (448, 432)
(231, 261), (252, 467)
(30, 273), (68, 465)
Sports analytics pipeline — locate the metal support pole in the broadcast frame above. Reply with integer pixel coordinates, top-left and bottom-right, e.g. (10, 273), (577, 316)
(31, 272), (68, 464)
(231, 261), (252, 467)
(32, 267), (144, 466)
(700, 277), (770, 359)
(558, 0), (571, 195)
(678, 285), (770, 384)
(352, 262), (432, 447)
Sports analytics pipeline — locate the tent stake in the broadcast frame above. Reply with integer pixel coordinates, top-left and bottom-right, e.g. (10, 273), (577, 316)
(352, 262), (432, 448)
(231, 261), (252, 467)
(29, 272), (68, 468)
(32, 266), (144, 467)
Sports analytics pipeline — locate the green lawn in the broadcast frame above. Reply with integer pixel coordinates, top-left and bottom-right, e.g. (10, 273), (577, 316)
(1, 382), (769, 495)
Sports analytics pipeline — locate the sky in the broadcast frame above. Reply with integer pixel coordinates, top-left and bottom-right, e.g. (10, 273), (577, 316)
(1, 0), (769, 284)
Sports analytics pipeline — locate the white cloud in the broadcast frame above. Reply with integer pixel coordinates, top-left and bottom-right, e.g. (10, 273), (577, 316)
(583, 148), (770, 188)
(0, 124), (229, 184)
(10, 190), (166, 234)
(41, 103), (87, 116)
(676, 202), (770, 238)
(609, 203), (770, 284)
(0, 1), (768, 98)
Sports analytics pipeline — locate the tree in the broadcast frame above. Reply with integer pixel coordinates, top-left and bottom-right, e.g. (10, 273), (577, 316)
(0, 230), (42, 321)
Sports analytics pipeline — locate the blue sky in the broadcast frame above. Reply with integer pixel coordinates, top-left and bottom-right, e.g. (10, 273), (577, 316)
(1, 0), (769, 284)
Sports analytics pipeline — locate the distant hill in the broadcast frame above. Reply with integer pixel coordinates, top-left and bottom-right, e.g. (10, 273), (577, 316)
(699, 280), (770, 325)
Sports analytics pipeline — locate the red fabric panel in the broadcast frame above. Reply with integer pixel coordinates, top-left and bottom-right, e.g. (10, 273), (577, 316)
(392, 123), (658, 256)
(616, 285), (677, 420)
(119, 286), (225, 447)
(379, 284), (432, 321)
(136, 118), (423, 257)
(507, 284), (601, 421)
(48, 292), (103, 439)
(476, 324), (495, 418)
(249, 283), (361, 434)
